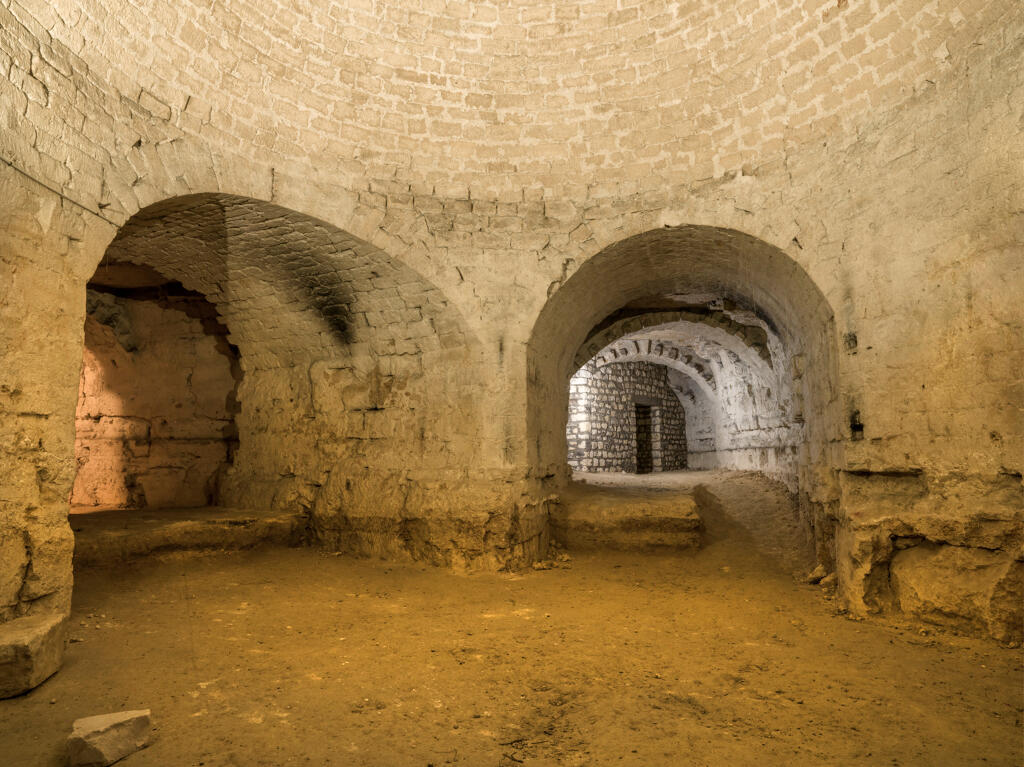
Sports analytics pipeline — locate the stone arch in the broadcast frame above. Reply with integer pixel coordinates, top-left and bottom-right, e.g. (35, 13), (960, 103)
(527, 224), (841, 555)
(593, 340), (719, 390)
(597, 354), (717, 401)
(575, 310), (773, 370)
(84, 193), (478, 518)
(1, 181), (487, 621)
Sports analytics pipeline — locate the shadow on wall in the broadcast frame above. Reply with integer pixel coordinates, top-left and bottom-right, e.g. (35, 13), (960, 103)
(527, 225), (842, 563)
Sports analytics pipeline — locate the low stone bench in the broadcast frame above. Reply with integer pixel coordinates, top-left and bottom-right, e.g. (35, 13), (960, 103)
(71, 507), (308, 566)
(550, 482), (703, 551)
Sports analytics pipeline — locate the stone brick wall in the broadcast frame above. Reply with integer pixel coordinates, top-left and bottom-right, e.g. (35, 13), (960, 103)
(72, 288), (239, 510)
(567, 361), (687, 473)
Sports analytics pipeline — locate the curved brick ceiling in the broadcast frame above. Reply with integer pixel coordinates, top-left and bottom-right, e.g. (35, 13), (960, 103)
(589, 335), (719, 390)
(41, 0), (998, 181)
(103, 193), (469, 369)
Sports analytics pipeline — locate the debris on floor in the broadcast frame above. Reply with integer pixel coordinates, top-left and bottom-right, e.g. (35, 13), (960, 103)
(819, 572), (838, 594)
(805, 564), (828, 584)
(67, 709), (153, 767)
(531, 541), (574, 570)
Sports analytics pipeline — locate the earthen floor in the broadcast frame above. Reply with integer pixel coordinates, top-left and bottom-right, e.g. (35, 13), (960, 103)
(2, 473), (1021, 766)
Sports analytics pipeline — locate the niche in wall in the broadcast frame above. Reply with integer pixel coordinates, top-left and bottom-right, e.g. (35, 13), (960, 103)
(71, 262), (241, 512)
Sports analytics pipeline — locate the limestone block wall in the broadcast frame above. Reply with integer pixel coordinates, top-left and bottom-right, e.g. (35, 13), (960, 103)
(0, 0), (1020, 654)
(72, 289), (239, 510)
(567, 361), (687, 473)
(0, 169), (107, 626)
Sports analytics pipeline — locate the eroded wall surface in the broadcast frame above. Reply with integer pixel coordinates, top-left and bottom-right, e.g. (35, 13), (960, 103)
(567, 361), (687, 473)
(72, 290), (238, 510)
(0, 0), (1021, 651)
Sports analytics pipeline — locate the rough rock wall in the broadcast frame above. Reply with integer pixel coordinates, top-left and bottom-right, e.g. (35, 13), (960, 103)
(72, 290), (238, 510)
(567, 361), (687, 473)
(0, 170), (107, 625)
(0, 0), (1020, 648)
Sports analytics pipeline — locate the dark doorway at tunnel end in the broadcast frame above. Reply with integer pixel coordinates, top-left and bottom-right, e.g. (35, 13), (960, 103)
(635, 403), (654, 474)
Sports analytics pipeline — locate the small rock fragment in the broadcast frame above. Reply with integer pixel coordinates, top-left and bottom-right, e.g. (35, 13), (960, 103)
(0, 613), (68, 698)
(67, 709), (153, 767)
(819, 572), (838, 593)
(805, 564), (827, 584)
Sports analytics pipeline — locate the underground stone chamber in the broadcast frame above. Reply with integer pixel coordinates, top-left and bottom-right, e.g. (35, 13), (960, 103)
(0, 2), (1020, 746)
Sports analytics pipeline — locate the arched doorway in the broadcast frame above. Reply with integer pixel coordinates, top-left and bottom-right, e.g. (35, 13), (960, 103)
(528, 225), (841, 565)
(68, 192), (489, 567)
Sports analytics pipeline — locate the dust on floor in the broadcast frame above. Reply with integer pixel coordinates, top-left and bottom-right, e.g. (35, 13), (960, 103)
(1, 472), (1021, 766)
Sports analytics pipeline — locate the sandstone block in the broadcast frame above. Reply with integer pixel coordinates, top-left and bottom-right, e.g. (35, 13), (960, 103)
(67, 709), (153, 767)
(551, 485), (703, 551)
(890, 544), (1023, 643)
(0, 612), (68, 698)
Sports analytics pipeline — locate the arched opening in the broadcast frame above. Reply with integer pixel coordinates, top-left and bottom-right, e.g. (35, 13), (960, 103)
(70, 193), (482, 567)
(528, 225), (842, 564)
(72, 262), (241, 513)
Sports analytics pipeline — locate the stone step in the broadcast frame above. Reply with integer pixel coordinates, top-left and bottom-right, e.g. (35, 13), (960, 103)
(70, 507), (309, 567)
(550, 482), (703, 551)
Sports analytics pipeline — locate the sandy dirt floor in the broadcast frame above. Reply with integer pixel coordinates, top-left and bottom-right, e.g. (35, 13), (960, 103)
(2, 471), (1022, 766)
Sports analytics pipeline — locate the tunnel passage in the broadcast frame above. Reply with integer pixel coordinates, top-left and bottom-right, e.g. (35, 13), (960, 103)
(529, 225), (841, 563)
(72, 262), (240, 511)
(566, 309), (800, 480)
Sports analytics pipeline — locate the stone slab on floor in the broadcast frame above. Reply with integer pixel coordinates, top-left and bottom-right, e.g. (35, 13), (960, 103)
(550, 481), (703, 551)
(71, 507), (309, 566)
(0, 612), (68, 698)
(68, 709), (153, 766)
